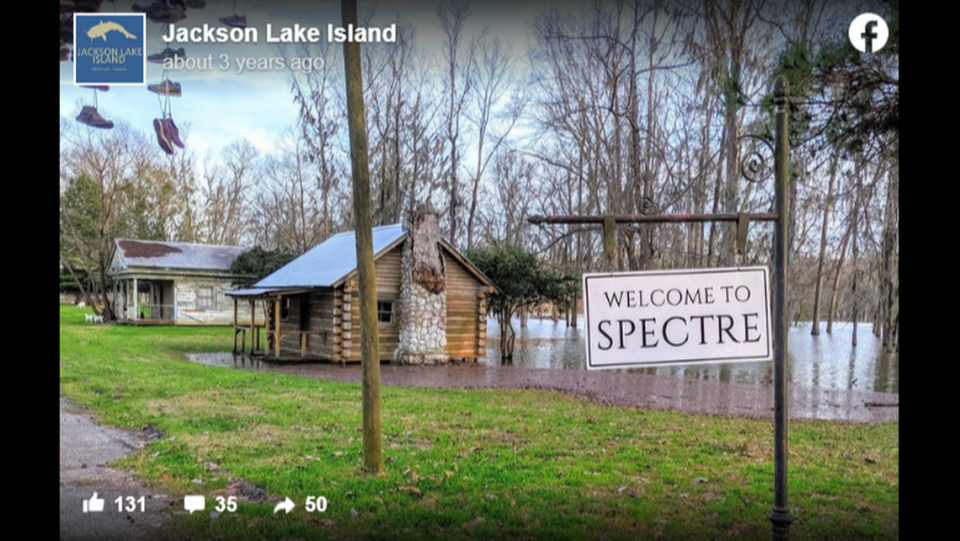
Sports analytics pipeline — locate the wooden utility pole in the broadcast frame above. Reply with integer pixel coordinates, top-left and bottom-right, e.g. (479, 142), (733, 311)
(341, 0), (383, 474)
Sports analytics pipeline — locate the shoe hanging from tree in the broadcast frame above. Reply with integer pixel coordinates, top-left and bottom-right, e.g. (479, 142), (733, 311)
(220, 1), (246, 28)
(153, 118), (174, 155)
(76, 105), (114, 129)
(148, 80), (182, 97)
(147, 47), (186, 64)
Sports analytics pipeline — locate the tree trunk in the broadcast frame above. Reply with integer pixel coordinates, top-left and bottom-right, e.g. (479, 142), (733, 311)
(499, 306), (515, 363)
(850, 189), (861, 348)
(719, 90), (740, 266)
(707, 124), (726, 266)
(811, 156), (838, 335)
(97, 257), (115, 321)
(881, 152), (899, 352)
(570, 290), (578, 328)
(341, 0), (382, 475)
(603, 215), (617, 272)
(826, 222), (851, 334)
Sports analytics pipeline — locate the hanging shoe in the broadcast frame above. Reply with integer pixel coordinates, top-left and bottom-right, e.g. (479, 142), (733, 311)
(219, 14), (247, 29)
(131, 3), (160, 13)
(164, 118), (185, 149)
(154, 119), (174, 155)
(74, 0), (101, 12)
(147, 47), (186, 64)
(190, 0), (206, 8)
(60, 40), (70, 62)
(80, 85), (110, 92)
(148, 80), (182, 97)
(76, 106), (114, 129)
(149, 8), (186, 24)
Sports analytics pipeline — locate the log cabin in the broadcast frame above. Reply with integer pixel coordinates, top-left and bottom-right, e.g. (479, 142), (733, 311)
(227, 210), (498, 363)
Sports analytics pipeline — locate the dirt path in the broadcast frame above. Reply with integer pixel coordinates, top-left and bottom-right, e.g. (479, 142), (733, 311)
(59, 397), (171, 540)
(218, 360), (898, 423)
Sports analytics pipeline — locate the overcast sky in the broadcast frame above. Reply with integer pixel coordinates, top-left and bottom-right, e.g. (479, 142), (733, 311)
(59, 0), (887, 164)
(59, 0), (586, 162)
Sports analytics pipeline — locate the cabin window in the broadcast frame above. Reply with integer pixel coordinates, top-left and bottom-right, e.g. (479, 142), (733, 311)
(377, 301), (394, 324)
(281, 297), (291, 320)
(197, 286), (215, 310)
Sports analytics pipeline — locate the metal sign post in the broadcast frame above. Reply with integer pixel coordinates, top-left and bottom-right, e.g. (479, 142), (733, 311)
(768, 75), (794, 541)
(529, 77), (793, 540)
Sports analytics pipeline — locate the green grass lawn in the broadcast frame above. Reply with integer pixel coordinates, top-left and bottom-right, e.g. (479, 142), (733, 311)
(58, 306), (898, 540)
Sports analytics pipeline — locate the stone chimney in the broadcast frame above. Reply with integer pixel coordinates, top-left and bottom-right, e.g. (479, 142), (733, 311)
(396, 204), (448, 364)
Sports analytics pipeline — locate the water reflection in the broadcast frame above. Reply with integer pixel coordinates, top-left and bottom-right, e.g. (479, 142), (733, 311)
(483, 317), (898, 394)
(187, 352), (283, 372)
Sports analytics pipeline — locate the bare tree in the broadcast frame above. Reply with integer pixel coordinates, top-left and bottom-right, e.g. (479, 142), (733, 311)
(198, 141), (258, 245)
(281, 38), (345, 242)
(60, 121), (184, 318)
(465, 36), (523, 249)
(437, 0), (477, 246)
(248, 130), (336, 252)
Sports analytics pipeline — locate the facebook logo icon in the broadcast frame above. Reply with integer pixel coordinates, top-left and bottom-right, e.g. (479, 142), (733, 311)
(849, 13), (889, 53)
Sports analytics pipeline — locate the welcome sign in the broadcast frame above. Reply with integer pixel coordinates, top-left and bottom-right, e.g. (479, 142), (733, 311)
(582, 267), (772, 370)
(73, 13), (146, 85)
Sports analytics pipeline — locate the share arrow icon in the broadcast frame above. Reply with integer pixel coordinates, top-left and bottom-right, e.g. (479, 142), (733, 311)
(273, 497), (295, 514)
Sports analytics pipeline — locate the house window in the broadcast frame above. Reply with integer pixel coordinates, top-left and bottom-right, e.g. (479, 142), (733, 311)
(377, 301), (394, 324)
(197, 286), (216, 310)
(281, 297), (291, 320)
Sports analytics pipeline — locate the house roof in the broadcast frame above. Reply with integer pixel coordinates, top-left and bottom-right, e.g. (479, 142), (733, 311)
(254, 223), (497, 291)
(255, 224), (407, 289)
(114, 239), (249, 272)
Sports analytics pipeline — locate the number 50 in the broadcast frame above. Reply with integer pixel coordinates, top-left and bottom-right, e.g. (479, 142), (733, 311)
(305, 496), (327, 512)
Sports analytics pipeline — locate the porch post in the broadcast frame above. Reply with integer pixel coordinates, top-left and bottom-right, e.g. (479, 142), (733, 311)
(274, 296), (281, 358)
(249, 299), (256, 353)
(233, 298), (238, 353)
(132, 278), (138, 322)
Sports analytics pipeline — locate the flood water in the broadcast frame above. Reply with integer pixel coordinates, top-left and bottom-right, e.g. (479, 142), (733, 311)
(186, 317), (898, 396)
(484, 317), (898, 394)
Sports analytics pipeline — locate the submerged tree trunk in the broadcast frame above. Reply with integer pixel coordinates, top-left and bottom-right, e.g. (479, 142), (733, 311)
(498, 306), (516, 364)
(811, 156), (838, 335)
(880, 153), (899, 352)
(850, 191), (861, 348)
(570, 290), (578, 328)
(826, 221), (851, 334)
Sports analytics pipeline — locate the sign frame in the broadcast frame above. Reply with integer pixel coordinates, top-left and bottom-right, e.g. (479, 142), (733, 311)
(582, 266), (772, 370)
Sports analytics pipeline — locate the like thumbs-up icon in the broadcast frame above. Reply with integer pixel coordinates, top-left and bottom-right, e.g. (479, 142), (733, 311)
(83, 492), (105, 513)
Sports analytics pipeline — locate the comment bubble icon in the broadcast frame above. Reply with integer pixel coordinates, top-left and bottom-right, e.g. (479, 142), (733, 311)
(184, 495), (206, 514)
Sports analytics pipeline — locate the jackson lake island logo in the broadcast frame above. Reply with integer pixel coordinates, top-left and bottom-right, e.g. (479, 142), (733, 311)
(74, 13), (146, 86)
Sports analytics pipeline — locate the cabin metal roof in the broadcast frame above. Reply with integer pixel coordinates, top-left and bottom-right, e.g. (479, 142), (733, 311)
(114, 239), (249, 272)
(255, 224), (407, 289)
